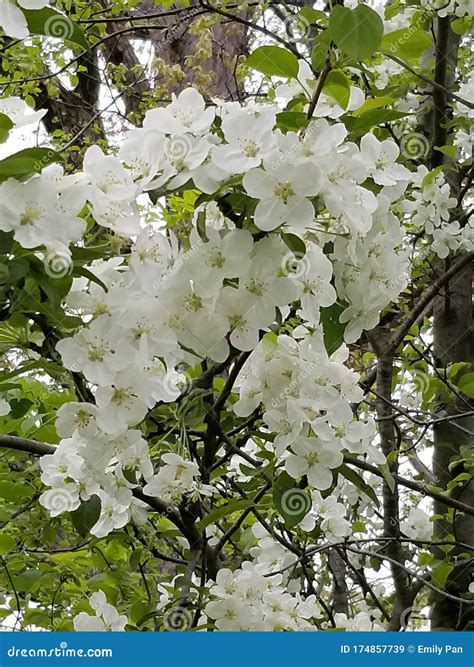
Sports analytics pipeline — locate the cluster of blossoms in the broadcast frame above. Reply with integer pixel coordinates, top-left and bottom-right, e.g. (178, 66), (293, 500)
(420, 0), (474, 17)
(73, 591), (127, 632)
(0, 86), (422, 538)
(400, 167), (473, 258)
(10, 86), (418, 536)
(235, 327), (383, 482)
(0, 82), (464, 632)
(205, 562), (320, 631)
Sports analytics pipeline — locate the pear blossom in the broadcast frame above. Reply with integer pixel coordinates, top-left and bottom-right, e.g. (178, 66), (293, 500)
(360, 134), (411, 186)
(0, 96), (46, 127)
(73, 591), (128, 632)
(0, 0), (49, 39)
(243, 162), (322, 231)
(285, 437), (343, 490)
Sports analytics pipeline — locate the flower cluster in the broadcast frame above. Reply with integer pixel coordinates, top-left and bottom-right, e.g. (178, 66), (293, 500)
(73, 591), (128, 632)
(401, 167), (473, 258)
(234, 326), (382, 480)
(420, 0), (474, 17)
(0, 89), (436, 575)
(205, 562), (320, 631)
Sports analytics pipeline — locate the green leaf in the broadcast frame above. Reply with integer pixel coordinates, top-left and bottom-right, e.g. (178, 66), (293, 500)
(70, 495), (101, 536)
(276, 111), (309, 132)
(347, 109), (408, 137)
(352, 96), (395, 117)
(0, 113), (13, 144)
(13, 569), (43, 592)
(458, 372), (474, 398)
(432, 562), (454, 589)
(0, 481), (32, 500)
(323, 70), (350, 110)
(451, 16), (472, 35)
(320, 302), (347, 355)
(329, 5), (384, 61)
(339, 464), (380, 507)
(379, 462), (396, 493)
(247, 46), (299, 79)
(197, 499), (254, 530)
(434, 145), (457, 159)
(0, 148), (62, 182)
(282, 233), (306, 256)
(23, 8), (88, 49)
(72, 265), (108, 292)
(0, 535), (16, 554)
(381, 28), (431, 62)
(273, 471), (311, 529)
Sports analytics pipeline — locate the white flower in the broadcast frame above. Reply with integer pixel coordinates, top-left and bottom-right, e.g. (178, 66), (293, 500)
(216, 286), (271, 351)
(313, 86), (365, 119)
(0, 96), (46, 127)
(91, 486), (132, 538)
(212, 107), (276, 173)
(0, 398), (10, 416)
(144, 88), (215, 135)
(56, 315), (132, 386)
(0, 175), (86, 249)
(402, 508), (432, 542)
(0, 0), (49, 39)
(360, 134), (411, 186)
(243, 162), (322, 231)
(96, 378), (149, 436)
(285, 437), (343, 489)
(73, 590), (128, 632)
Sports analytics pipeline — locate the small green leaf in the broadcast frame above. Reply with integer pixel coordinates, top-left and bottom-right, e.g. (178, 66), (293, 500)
(23, 8), (88, 49)
(432, 562), (454, 589)
(379, 462), (396, 493)
(282, 233), (306, 256)
(347, 109), (408, 137)
(320, 302), (347, 355)
(352, 96), (395, 117)
(276, 111), (309, 132)
(451, 16), (472, 35)
(329, 5), (384, 61)
(197, 499), (254, 530)
(70, 495), (101, 536)
(323, 69), (350, 110)
(381, 28), (431, 62)
(13, 569), (42, 592)
(458, 372), (474, 398)
(0, 148), (62, 182)
(0, 113), (13, 144)
(0, 481), (32, 500)
(247, 46), (299, 79)
(0, 535), (16, 554)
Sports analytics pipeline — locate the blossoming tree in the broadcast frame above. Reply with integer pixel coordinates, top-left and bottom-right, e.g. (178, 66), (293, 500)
(0, 0), (472, 633)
